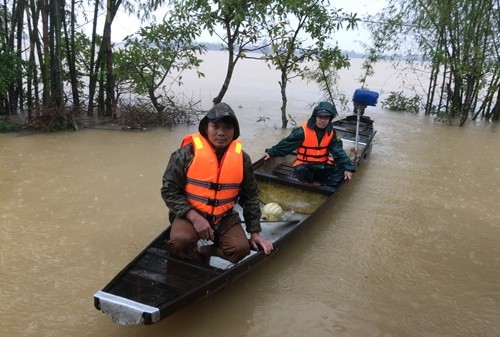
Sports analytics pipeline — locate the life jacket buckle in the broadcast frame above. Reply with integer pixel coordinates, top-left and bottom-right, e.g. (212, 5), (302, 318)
(209, 182), (223, 191)
(207, 198), (220, 206)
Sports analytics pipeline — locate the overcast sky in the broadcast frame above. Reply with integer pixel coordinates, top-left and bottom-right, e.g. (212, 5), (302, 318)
(106, 0), (387, 52)
(326, 0), (387, 51)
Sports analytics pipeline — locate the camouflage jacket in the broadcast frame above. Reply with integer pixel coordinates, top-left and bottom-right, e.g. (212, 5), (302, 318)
(161, 142), (262, 233)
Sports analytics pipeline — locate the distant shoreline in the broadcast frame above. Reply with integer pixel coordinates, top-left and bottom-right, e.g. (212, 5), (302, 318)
(200, 42), (368, 59)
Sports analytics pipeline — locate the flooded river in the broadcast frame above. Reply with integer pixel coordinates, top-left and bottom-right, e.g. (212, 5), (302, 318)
(1, 53), (499, 337)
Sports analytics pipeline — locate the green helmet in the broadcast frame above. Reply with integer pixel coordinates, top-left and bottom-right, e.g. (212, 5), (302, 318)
(312, 101), (337, 118)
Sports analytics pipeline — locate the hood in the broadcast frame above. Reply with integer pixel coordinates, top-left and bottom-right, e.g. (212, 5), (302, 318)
(307, 101), (338, 128)
(199, 103), (240, 140)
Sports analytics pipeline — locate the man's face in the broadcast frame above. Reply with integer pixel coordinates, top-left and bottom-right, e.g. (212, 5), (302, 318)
(206, 120), (235, 149)
(315, 115), (330, 129)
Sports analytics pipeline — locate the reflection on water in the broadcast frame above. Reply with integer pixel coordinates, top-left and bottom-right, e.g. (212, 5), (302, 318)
(1, 54), (499, 337)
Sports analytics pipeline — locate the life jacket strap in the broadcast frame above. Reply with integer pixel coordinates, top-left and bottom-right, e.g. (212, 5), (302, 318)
(185, 192), (237, 206)
(186, 178), (241, 191)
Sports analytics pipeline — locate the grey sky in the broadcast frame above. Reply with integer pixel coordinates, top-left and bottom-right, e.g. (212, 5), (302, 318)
(107, 0), (386, 52)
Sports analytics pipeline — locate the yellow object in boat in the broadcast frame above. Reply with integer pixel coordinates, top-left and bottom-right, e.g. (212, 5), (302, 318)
(262, 202), (283, 221)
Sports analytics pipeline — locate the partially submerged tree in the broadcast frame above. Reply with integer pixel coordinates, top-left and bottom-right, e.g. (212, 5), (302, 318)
(114, 14), (205, 115)
(170, 0), (272, 105)
(365, 0), (500, 125)
(88, 0), (136, 119)
(262, 0), (357, 128)
(304, 47), (351, 113)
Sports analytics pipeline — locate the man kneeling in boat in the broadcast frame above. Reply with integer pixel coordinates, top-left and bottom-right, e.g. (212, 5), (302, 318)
(161, 103), (273, 264)
(263, 101), (355, 190)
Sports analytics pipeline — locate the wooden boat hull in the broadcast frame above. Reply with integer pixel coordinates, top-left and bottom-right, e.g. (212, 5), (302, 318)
(93, 114), (376, 325)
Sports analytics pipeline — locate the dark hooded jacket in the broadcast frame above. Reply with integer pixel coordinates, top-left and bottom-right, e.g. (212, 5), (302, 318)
(161, 103), (262, 233)
(265, 102), (355, 172)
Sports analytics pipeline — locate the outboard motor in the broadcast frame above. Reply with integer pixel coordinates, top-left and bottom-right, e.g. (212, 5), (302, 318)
(352, 89), (379, 152)
(353, 88), (379, 116)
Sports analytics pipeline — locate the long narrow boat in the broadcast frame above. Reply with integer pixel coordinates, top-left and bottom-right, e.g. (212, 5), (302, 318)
(93, 90), (378, 326)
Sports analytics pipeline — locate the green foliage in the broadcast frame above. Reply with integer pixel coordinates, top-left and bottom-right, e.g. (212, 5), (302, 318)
(304, 47), (350, 107)
(113, 14), (206, 112)
(261, 0), (359, 127)
(256, 116), (270, 126)
(62, 32), (93, 76)
(264, 1), (353, 76)
(287, 114), (298, 128)
(358, 47), (381, 88)
(45, 118), (71, 132)
(1, 0), (378, 129)
(364, 0), (500, 125)
(382, 91), (420, 113)
(175, 0), (272, 104)
(256, 114), (297, 128)
(0, 49), (26, 96)
(0, 120), (21, 133)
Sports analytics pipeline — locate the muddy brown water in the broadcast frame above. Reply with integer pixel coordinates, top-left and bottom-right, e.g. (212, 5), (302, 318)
(1, 53), (499, 337)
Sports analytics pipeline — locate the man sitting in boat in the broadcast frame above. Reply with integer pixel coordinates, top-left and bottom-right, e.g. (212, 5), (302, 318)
(263, 101), (355, 190)
(161, 103), (273, 263)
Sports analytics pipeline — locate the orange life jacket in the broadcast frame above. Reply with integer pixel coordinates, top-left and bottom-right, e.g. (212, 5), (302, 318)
(294, 122), (334, 166)
(182, 134), (243, 224)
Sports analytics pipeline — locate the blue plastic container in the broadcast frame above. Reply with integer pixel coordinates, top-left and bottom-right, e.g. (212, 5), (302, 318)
(353, 89), (379, 106)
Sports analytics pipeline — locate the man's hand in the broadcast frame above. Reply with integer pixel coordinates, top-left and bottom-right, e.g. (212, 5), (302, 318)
(250, 233), (273, 254)
(344, 171), (353, 181)
(186, 209), (214, 241)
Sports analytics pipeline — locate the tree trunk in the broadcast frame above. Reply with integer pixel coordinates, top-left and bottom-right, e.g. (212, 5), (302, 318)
(103, 15), (115, 117)
(36, 0), (51, 105)
(15, 0), (24, 114)
(490, 88), (500, 122)
(279, 70), (288, 129)
(49, 0), (64, 110)
(63, 0), (81, 115)
(87, 0), (101, 117)
(26, 0), (42, 119)
(213, 47), (235, 105)
(88, 0), (121, 118)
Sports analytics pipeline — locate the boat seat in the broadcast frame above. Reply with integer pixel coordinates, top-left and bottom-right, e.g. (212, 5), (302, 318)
(333, 125), (372, 137)
(273, 163), (295, 178)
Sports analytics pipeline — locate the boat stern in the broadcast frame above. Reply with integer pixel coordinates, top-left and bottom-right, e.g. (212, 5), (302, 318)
(94, 291), (161, 326)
